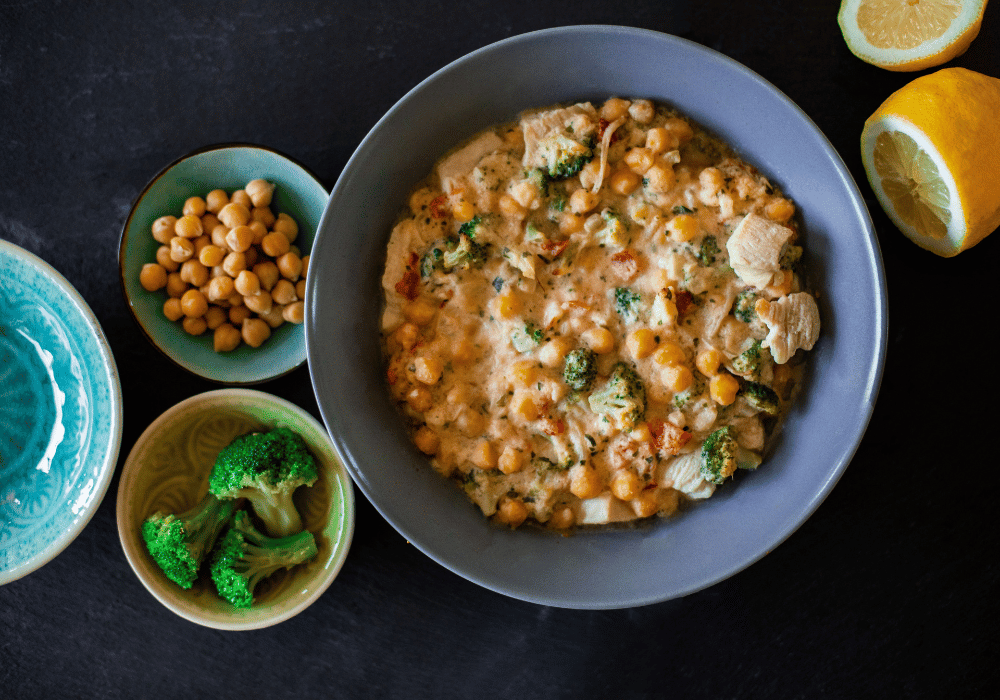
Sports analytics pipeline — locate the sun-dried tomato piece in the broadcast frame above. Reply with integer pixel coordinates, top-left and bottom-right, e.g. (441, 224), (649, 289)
(598, 118), (621, 144)
(610, 250), (640, 280)
(649, 418), (692, 456)
(387, 367), (398, 384)
(675, 290), (694, 316)
(394, 270), (420, 301)
(540, 239), (570, 258)
(429, 195), (449, 219)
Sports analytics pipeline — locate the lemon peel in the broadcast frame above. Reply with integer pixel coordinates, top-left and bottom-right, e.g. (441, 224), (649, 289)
(860, 67), (1000, 256)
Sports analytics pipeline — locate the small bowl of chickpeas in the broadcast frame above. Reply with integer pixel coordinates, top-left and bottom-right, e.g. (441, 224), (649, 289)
(119, 144), (328, 384)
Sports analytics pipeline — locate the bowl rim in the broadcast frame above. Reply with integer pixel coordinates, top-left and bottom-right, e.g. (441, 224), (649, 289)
(307, 24), (888, 608)
(117, 142), (328, 386)
(115, 387), (355, 629)
(0, 239), (124, 585)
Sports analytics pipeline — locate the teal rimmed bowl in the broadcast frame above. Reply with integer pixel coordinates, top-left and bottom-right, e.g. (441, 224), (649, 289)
(0, 239), (123, 585)
(119, 144), (328, 385)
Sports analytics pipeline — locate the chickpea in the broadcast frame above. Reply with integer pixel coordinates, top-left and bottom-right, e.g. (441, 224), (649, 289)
(300, 254), (309, 278)
(207, 275), (235, 302)
(229, 305), (252, 326)
(413, 356), (443, 385)
(243, 290), (273, 315)
(218, 202), (250, 228)
(251, 206), (276, 228)
(182, 196), (207, 217)
(569, 188), (600, 215)
(162, 297), (184, 322)
(496, 498), (528, 528)
(210, 224), (230, 250)
(272, 212), (298, 243)
(169, 236), (194, 263)
(155, 245), (179, 272)
(198, 244), (226, 268)
(295, 279), (307, 299)
(222, 251), (247, 278)
(412, 426), (439, 454)
(570, 465), (603, 499)
(276, 252), (302, 281)
(498, 446), (523, 475)
(174, 214), (203, 239)
(282, 301), (305, 324)
(243, 246), (259, 269)
(272, 279), (298, 305)
(581, 327), (615, 354)
(548, 506), (575, 530)
(253, 260), (280, 291)
(182, 316), (207, 336)
(611, 471), (643, 501)
(248, 220), (268, 245)
(179, 259), (209, 287)
(245, 179), (275, 208)
(139, 263), (168, 292)
(240, 317), (271, 348)
(258, 303), (286, 329)
(260, 231), (290, 258)
(151, 215), (177, 244)
(234, 270), (261, 297)
(213, 323), (241, 352)
(230, 189), (252, 209)
(165, 272), (187, 298)
(470, 440), (496, 470)
(204, 305), (228, 330)
(225, 225), (254, 253)
(205, 189), (229, 214)
(192, 234), (211, 257)
(180, 289), (208, 318)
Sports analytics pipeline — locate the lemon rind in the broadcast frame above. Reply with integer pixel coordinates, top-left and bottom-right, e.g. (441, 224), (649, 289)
(838, 0), (986, 70)
(861, 114), (966, 256)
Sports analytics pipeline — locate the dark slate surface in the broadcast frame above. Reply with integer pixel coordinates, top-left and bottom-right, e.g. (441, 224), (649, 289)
(2, 1), (999, 697)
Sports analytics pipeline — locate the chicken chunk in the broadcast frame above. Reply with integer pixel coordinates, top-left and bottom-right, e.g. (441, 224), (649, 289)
(521, 103), (598, 176)
(726, 213), (794, 289)
(437, 131), (505, 196)
(755, 292), (821, 364)
(656, 452), (715, 500)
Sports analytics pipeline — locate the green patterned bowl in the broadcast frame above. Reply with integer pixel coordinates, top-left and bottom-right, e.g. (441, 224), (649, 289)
(116, 389), (354, 630)
(0, 240), (123, 585)
(119, 144), (328, 385)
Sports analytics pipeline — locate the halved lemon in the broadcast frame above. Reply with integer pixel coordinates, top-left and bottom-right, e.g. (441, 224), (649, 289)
(838, 0), (988, 71)
(861, 68), (1000, 256)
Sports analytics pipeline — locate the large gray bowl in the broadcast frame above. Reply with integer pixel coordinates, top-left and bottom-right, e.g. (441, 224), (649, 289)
(305, 26), (887, 609)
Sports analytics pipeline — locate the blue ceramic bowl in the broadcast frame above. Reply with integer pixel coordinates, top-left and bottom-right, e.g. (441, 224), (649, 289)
(119, 144), (328, 385)
(0, 240), (123, 585)
(306, 26), (887, 608)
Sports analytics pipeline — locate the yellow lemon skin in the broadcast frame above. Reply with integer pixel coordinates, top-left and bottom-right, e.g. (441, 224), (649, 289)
(838, 0), (988, 72)
(862, 68), (1000, 256)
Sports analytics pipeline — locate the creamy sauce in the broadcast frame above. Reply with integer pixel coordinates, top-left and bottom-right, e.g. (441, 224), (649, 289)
(380, 98), (820, 531)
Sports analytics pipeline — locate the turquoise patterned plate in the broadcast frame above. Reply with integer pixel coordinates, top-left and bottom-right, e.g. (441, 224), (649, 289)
(0, 240), (123, 584)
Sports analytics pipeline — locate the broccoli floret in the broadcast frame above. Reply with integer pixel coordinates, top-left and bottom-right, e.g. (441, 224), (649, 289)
(563, 347), (598, 391)
(420, 246), (444, 278)
(458, 215), (483, 239)
(673, 381), (706, 408)
(614, 287), (642, 323)
(539, 136), (595, 180)
(588, 361), (647, 430)
(700, 426), (762, 485)
(741, 381), (781, 416)
(780, 244), (803, 269)
(598, 209), (628, 247)
(443, 234), (489, 269)
(732, 340), (764, 378)
(697, 235), (721, 266)
(208, 427), (319, 537)
(209, 510), (318, 609)
(141, 494), (240, 589)
(511, 321), (544, 352)
(732, 290), (759, 323)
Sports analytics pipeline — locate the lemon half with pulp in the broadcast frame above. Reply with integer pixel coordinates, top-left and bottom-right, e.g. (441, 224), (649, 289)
(838, 0), (988, 71)
(861, 67), (1000, 256)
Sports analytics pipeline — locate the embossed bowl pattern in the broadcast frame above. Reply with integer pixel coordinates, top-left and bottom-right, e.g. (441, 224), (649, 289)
(0, 239), (123, 585)
(116, 389), (354, 630)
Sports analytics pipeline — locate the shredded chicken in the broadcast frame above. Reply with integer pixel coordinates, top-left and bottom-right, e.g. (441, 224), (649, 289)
(592, 116), (625, 193)
(755, 292), (821, 364)
(726, 213), (794, 289)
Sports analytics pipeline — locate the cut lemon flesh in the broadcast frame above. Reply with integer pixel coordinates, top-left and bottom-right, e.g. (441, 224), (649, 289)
(873, 130), (951, 240)
(858, 0), (960, 49)
(838, 0), (987, 71)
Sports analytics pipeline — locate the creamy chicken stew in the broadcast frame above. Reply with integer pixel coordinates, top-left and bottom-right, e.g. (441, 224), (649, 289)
(380, 97), (820, 531)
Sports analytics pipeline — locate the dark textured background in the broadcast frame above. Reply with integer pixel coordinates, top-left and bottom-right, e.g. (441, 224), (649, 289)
(2, 1), (998, 697)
